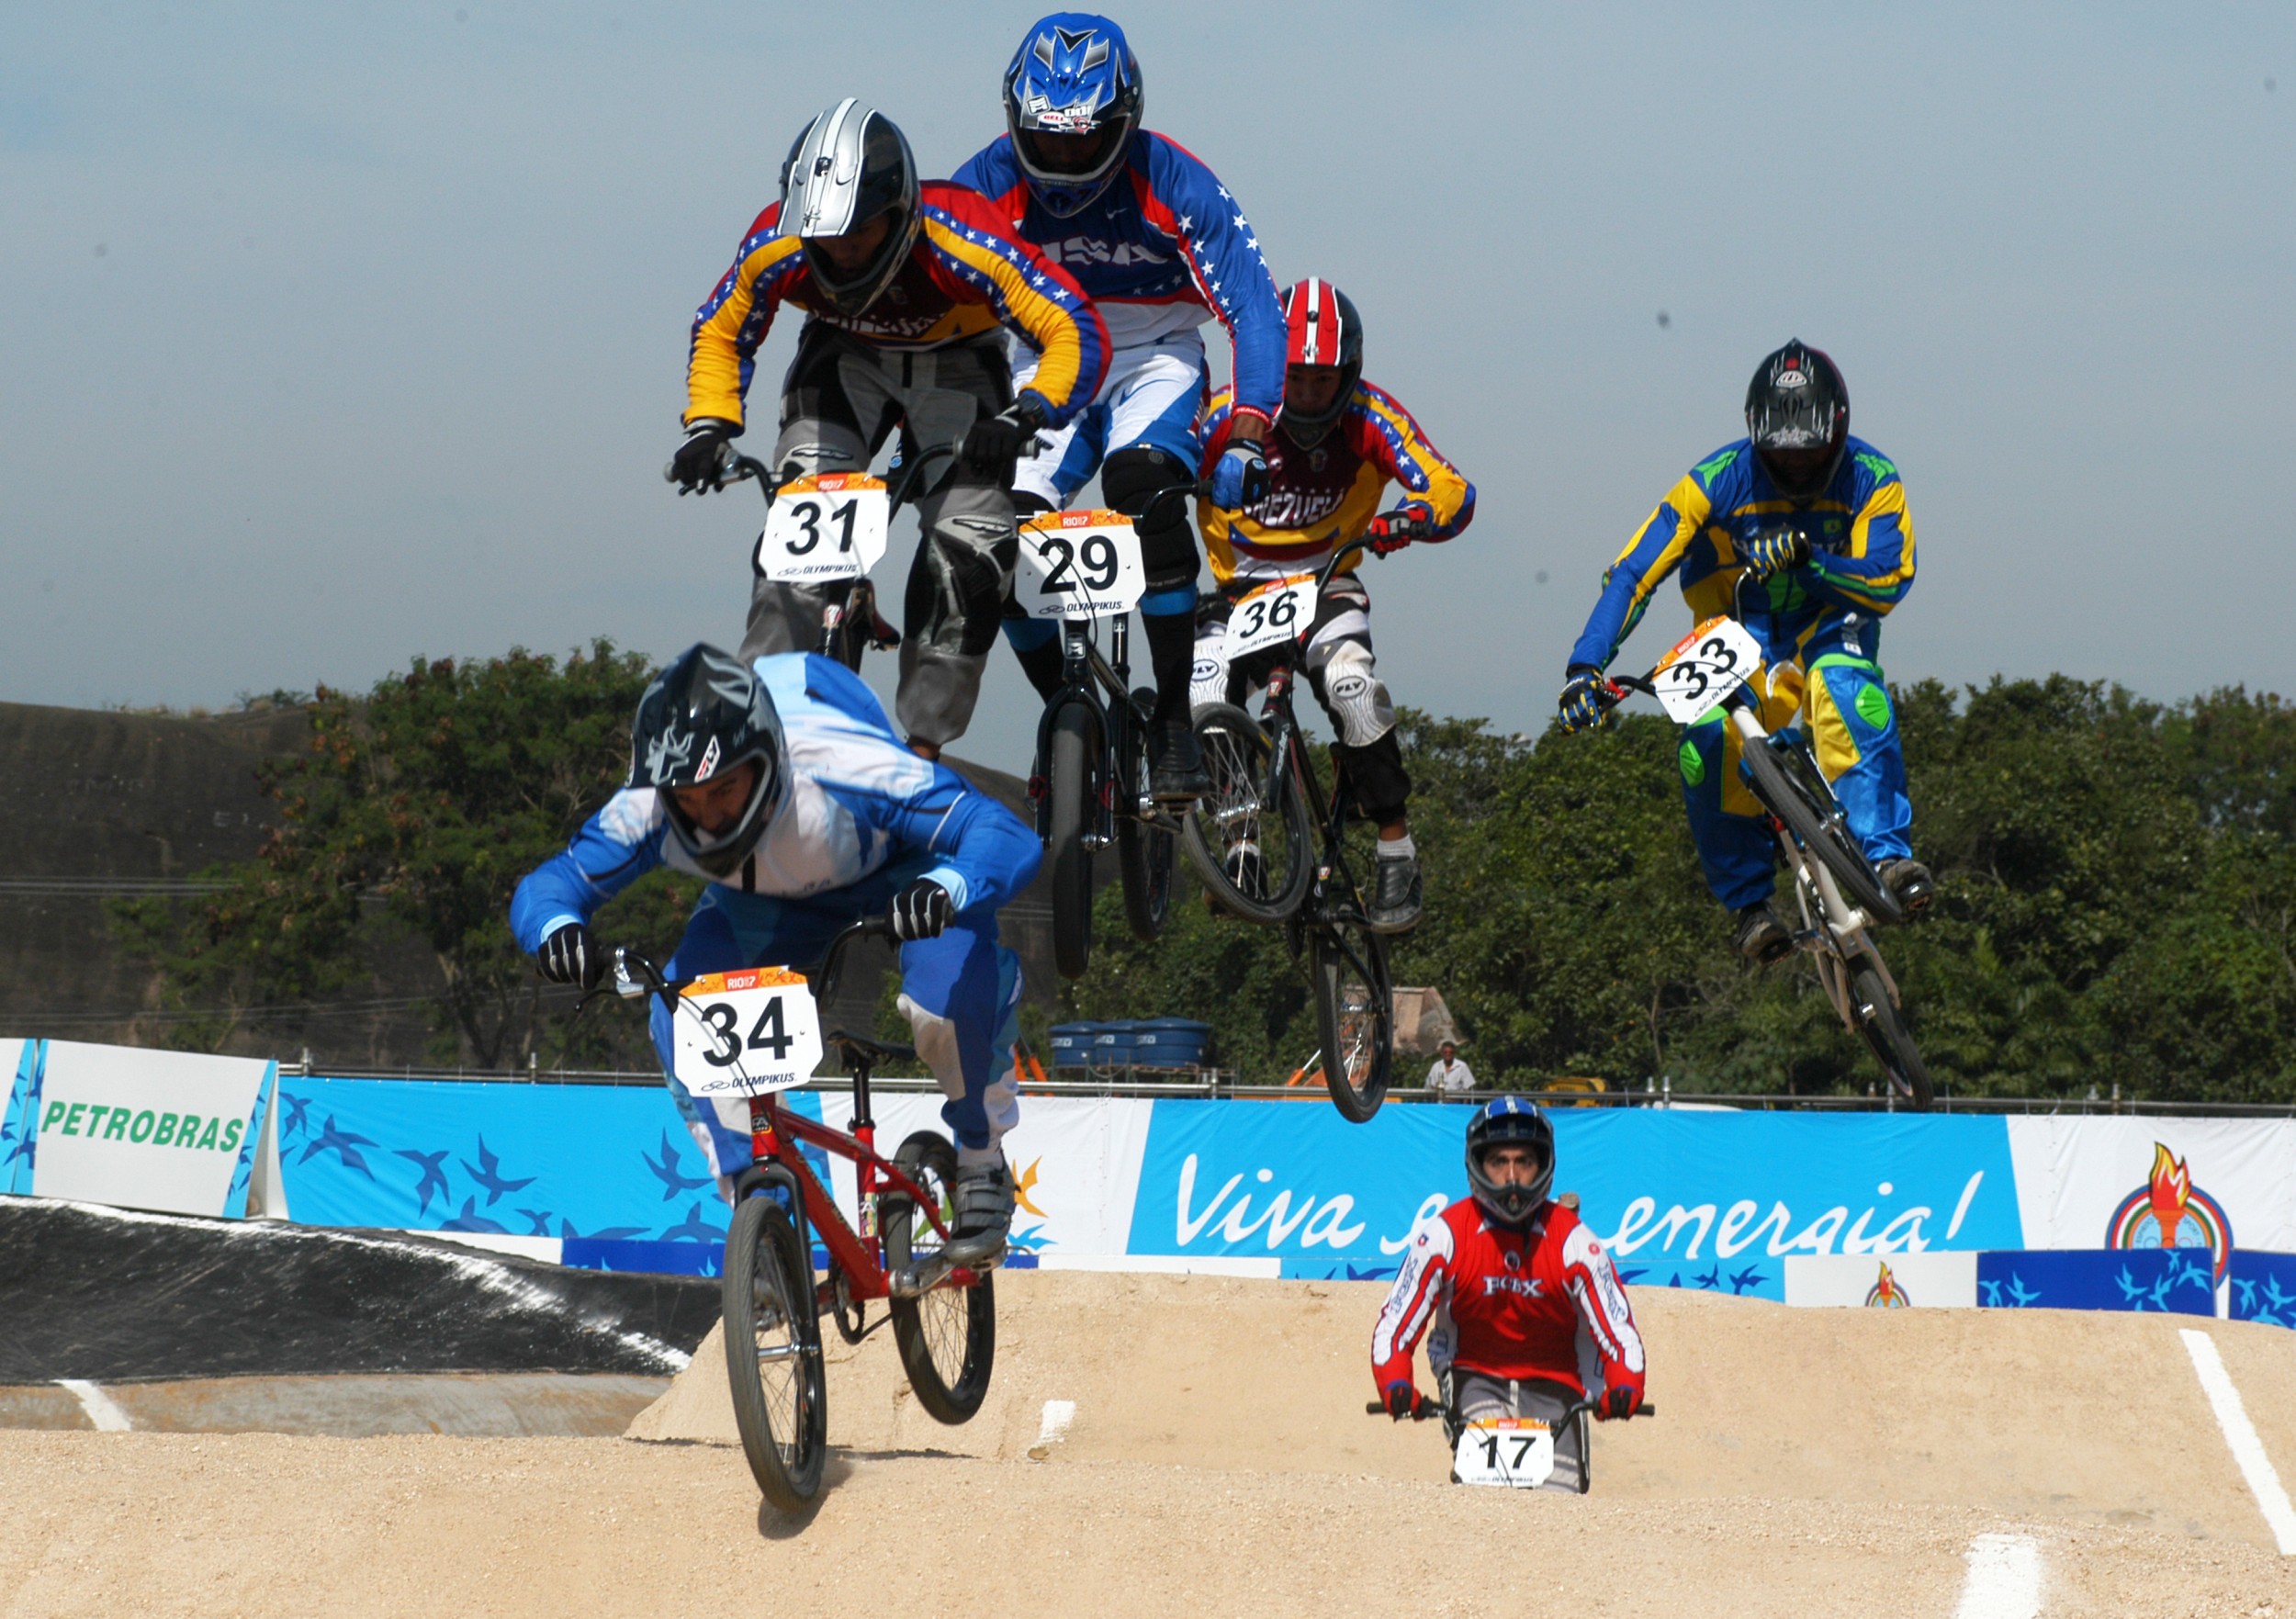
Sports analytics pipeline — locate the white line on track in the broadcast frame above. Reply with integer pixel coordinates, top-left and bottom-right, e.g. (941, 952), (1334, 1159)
(2180, 1327), (2296, 1555)
(1951, 1534), (2043, 1619)
(56, 1379), (132, 1433)
(1035, 1400), (1076, 1447)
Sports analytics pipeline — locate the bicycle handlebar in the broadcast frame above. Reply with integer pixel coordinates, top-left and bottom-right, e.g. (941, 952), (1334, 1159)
(1361, 1396), (1657, 1421)
(608, 916), (895, 1011)
(725, 444), (958, 516)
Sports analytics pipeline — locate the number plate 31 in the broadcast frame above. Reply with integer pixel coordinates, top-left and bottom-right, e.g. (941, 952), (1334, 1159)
(1452, 1418), (1556, 1490)
(672, 967), (826, 1097)
(755, 475), (891, 583)
(1015, 510), (1147, 620)
(1649, 615), (1763, 724)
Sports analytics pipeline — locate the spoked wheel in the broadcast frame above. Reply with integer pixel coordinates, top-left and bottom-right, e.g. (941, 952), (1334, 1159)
(1850, 960), (1934, 1109)
(1739, 731), (1904, 925)
(1047, 700), (1099, 979)
(1180, 703), (1312, 923)
(721, 1194), (827, 1512)
(1117, 699), (1174, 942)
(1310, 914), (1393, 1122)
(879, 1130), (996, 1425)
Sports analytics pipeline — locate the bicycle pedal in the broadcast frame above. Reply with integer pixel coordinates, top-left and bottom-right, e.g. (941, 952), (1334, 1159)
(889, 1254), (956, 1299)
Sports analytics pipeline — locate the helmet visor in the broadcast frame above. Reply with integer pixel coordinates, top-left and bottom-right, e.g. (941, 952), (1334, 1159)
(1019, 123), (1115, 177)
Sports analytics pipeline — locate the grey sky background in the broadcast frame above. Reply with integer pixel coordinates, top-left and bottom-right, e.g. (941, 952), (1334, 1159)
(5, 1), (2290, 775)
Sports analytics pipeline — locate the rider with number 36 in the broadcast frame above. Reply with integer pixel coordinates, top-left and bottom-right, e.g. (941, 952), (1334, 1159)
(1193, 278), (1475, 934)
(670, 100), (1109, 760)
(952, 13), (1288, 802)
(511, 646), (1041, 1269)
(1556, 342), (1931, 963)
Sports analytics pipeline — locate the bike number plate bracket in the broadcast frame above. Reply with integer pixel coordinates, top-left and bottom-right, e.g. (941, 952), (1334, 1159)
(1015, 510), (1146, 620)
(1223, 574), (1318, 657)
(673, 967), (826, 1097)
(1649, 615), (1763, 724)
(755, 475), (891, 583)
(1452, 1417), (1556, 1490)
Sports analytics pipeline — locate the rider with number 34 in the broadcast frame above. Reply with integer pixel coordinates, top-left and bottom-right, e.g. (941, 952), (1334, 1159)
(511, 646), (1041, 1270)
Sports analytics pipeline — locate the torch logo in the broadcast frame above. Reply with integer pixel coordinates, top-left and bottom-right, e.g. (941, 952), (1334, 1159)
(2106, 1142), (2234, 1284)
(1864, 1261), (1911, 1309)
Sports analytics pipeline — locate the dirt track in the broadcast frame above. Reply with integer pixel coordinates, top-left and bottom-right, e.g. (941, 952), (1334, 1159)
(6, 1276), (2294, 1615)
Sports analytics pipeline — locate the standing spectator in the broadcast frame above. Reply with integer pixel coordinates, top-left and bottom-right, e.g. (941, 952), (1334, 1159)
(1425, 1040), (1475, 1098)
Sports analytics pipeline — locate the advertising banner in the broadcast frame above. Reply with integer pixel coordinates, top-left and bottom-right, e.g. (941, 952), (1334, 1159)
(1975, 1248), (2216, 1315)
(2229, 1252), (2296, 1327)
(1783, 1252), (1978, 1308)
(1, 1039), (32, 1195)
(26, 1041), (274, 1217)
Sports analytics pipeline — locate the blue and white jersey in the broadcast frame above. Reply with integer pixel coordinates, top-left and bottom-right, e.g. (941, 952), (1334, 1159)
(510, 654), (1041, 950)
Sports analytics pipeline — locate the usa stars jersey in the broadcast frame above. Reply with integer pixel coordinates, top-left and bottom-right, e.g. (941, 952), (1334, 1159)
(952, 130), (1285, 422)
(1371, 1197), (1647, 1400)
(682, 182), (1109, 433)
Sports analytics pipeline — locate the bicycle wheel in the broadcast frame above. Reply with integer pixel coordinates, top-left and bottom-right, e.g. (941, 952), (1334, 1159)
(1311, 916), (1392, 1122)
(1116, 703), (1174, 941)
(1047, 700), (1098, 979)
(880, 1130), (996, 1424)
(1850, 960), (1934, 1109)
(1737, 727), (1904, 925)
(1180, 702), (1312, 924)
(721, 1194), (827, 1511)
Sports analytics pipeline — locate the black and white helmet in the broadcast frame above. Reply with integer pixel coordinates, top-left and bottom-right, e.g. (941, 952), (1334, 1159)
(1464, 1096), (1556, 1228)
(629, 645), (786, 880)
(1745, 339), (1850, 500)
(779, 98), (920, 319)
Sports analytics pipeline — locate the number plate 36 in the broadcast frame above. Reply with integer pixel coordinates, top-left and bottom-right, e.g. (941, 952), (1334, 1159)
(1649, 615), (1763, 724)
(1452, 1418), (1556, 1490)
(1222, 574), (1318, 656)
(1015, 510), (1147, 620)
(672, 967), (826, 1097)
(755, 475), (891, 583)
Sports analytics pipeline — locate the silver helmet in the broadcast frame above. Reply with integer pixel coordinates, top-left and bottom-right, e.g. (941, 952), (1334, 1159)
(779, 98), (920, 319)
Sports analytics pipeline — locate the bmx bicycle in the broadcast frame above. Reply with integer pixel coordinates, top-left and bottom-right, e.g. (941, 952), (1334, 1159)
(1179, 534), (1395, 1122)
(608, 917), (993, 1512)
(1595, 581), (1933, 1108)
(1367, 1381), (1657, 1493)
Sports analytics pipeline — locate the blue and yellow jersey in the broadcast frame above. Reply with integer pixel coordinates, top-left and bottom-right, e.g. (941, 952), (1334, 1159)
(683, 181), (1110, 432)
(1194, 381), (1475, 585)
(1566, 435), (1915, 671)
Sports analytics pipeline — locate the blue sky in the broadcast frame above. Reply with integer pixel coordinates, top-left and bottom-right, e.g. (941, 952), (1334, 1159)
(3, 2), (2290, 770)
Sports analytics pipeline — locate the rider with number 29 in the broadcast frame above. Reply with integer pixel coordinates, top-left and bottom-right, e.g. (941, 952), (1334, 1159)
(1556, 342), (1930, 963)
(511, 646), (1041, 1270)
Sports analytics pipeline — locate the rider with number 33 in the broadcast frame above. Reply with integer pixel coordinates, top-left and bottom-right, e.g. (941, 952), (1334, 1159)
(1555, 342), (1931, 963)
(511, 646), (1041, 1270)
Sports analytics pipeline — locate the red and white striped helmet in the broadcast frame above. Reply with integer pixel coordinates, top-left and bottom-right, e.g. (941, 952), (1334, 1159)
(1277, 276), (1363, 447)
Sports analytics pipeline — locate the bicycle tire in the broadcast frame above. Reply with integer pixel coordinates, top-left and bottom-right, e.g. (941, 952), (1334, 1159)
(881, 1130), (996, 1424)
(1116, 704), (1173, 941)
(1850, 961), (1934, 1110)
(1737, 727), (1904, 925)
(721, 1194), (827, 1511)
(1311, 917), (1392, 1122)
(1047, 701), (1097, 979)
(1179, 703), (1313, 924)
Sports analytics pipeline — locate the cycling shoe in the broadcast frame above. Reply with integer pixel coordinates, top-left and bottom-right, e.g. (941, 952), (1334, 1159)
(1367, 851), (1423, 934)
(1150, 717), (1211, 803)
(939, 1155), (1014, 1270)
(1877, 858), (1934, 915)
(1733, 903), (1794, 965)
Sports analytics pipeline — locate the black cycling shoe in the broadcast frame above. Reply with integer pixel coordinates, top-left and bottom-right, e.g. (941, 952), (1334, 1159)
(1150, 715), (1211, 803)
(1877, 858), (1934, 915)
(1733, 903), (1794, 965)
(1367, 852), (1423, 934)
(939, 1157), (1014, 1270)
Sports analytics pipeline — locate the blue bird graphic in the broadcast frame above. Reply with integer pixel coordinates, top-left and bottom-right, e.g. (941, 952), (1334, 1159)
(1616, 1268), (1649, 1287)
(662, 1203), (727, 1242)
(2004, 1274), (2042, 1308)
(1343, 1265), (1397, 1282)
(2113, 1266), (2151, 1310)
(560, 1219), (648, 1242)
(2259, 1276), (2296, 1326)
(516, 1207), (556, 1236)
(394, 1148), (452, 1215)
(1980, 1280), (2003, 1307)
(641, 1130), (712, 1200)
(459, 1134), (536, 1206)
(280, 1093), (312, 1142)
(1693, 1265), (1722, 1291)
(299, 1116), (378, 1179)
(440, 1197), (511, 1234)
(1727, 1265), (1768, 1296)
(2234, 1278), (2257, 1315)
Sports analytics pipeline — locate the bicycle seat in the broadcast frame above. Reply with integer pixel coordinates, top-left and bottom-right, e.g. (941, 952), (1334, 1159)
(825, 1028), (916, 1070)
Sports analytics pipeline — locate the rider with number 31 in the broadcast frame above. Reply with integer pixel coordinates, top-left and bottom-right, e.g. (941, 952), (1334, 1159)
(511, 646), (1041, 1270)
(1556, 342), (1931, 963)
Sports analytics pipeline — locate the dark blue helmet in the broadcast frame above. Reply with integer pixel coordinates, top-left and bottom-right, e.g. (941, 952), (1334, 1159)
(629, 644), (786, 881)
(1003, 13), (1143, 219)
(1465, 1096), (1555, 1227)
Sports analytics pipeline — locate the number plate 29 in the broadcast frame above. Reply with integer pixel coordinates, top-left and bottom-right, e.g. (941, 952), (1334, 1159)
(1222, 574), (1318, 656)
(672, 967), (826, 1097)
(1451, 1418), (1556, 1490)
(1015, 510), (1146, 620)
(755, 475), (890, 583)
(1649, 615), (1763, 723)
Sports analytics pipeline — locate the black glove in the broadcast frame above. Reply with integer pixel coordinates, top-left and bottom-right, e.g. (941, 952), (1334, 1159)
(1383, 1380), (1425, 1421)
(889, 879), (953, 941)
(959, 398), (1046, 484)
(1557, 665), (1609, 734)
(1740, 524), (1811, 579)
(667, 421), (737, 494)
(1597, 1383), (1644, 1422)
(537, 922), (602, 990)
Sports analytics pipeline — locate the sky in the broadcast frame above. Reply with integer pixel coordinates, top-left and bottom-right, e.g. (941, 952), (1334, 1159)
(4, 1), (2291, 774)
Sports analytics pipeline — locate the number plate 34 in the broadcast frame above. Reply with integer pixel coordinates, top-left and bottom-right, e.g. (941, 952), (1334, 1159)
(672, 967), (826, 1097)
(1015, 510), (1147, 620)
(755, 475), (891, 583)
(1649, 615), (1763, 723)
(1452, 1417), (1556, 1490)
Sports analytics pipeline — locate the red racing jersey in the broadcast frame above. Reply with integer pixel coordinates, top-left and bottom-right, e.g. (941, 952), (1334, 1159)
(1370, 1196), (1646, 1400)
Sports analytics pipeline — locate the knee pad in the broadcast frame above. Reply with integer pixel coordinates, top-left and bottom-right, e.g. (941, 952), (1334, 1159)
(908, 531), (1017, 658)
(1316, 641), (1395, 747)
(1103, 445), (1199, 588)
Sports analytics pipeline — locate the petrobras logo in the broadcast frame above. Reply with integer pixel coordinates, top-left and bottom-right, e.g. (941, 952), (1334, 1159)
(39, 1097), (245, 1154)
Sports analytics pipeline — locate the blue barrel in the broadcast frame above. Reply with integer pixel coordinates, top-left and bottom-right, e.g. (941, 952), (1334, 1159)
(1087, 1025), (1139, 1068)
(1047, 1022), (1100, 1071)
(1133, 1017), (1213, 1070)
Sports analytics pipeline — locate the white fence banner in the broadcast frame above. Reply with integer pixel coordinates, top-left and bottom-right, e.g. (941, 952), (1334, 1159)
(1784, 1251), (1978, 1308)
(28, 1040), (277, 1217)
(2005, 1117), (2296, 1281)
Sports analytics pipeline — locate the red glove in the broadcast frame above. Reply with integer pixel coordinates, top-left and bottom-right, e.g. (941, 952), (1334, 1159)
(1366, 503), (1435, 556)
(1382, 1380), (1426, 1421)
(1595, 1381), (1644, 1422)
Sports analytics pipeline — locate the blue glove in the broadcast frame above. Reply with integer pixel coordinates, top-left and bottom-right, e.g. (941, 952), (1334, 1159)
(1211, 441), (1269, 510)
(1740, 525), (1811, 579)
(1557, 666), (1609, 733)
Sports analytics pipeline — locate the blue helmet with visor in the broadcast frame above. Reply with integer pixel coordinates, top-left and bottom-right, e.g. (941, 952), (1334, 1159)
(1002, 13), (1143, 218)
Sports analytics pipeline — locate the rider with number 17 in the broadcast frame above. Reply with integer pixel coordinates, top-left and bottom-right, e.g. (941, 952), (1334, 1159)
(670, 99), (1109, 761)
(1193, 278), (1475, 933)
(511, 646), (1041, 1270)
(1554, 341), (1931, 963)
(952, 12), (1288, 802)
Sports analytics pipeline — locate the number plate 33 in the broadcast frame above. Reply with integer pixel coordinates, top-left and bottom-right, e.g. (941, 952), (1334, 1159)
(672, 967), (827, 1097)
(1649, 615), (1763, 723)
(1451, 1418), (1556, 1490)
(1015, 510), (1147, 620)
(755, 475), (891, 583)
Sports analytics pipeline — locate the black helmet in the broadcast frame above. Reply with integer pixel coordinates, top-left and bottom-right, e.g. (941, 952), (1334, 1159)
(629, 645), (786, 880)
(1277, 277), (1363, 449)
(1465, 1096), (1555, 1227)
(1002, 14), (1144, 219)
(780, 98), (920, 319)
(1744, 339), (1849, 500)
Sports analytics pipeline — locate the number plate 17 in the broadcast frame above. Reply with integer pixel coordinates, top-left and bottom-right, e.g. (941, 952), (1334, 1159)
(1451, 1418), (1557, 1490)
(672, 967), (826, 1097)
(1015, 510), (1147, 620)
(755, 475), (891, 583)
(1649, 615), (1764, 724)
